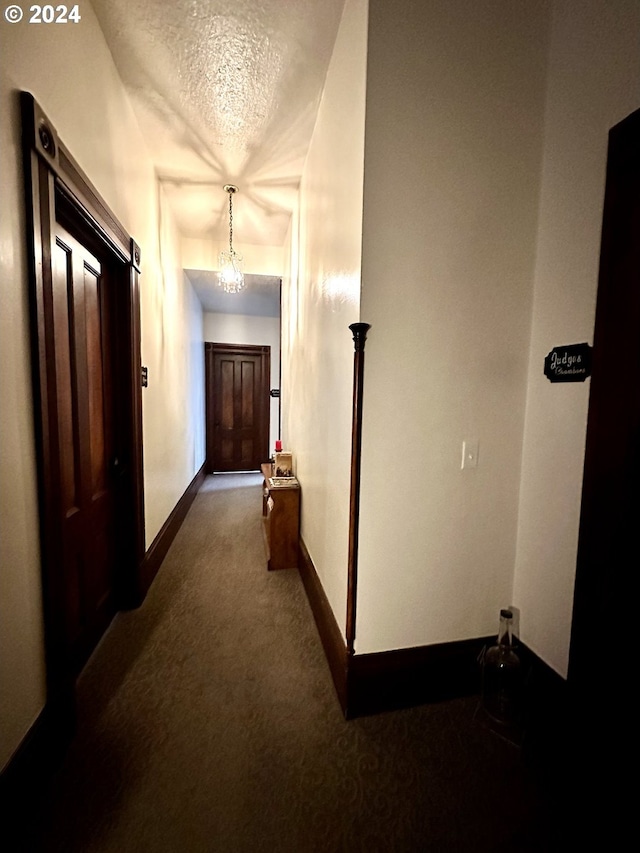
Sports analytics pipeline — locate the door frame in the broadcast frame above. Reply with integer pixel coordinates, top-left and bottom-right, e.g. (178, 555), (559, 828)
(21, 92), (145, 703)
(205, 342), (270, 473)
(565, 105), (639, 842)
(568, 108), (640, 698)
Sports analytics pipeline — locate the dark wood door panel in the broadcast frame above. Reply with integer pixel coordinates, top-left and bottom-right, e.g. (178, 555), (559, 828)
(22, 93), (145, 741)
(214, 353), (263, 470)
(52, 238), (79, 515)
(568, 105), (640, 764)
(566, 105), (640, 843)
(206, 343), (270, 473)
(53, 223), (117, 674)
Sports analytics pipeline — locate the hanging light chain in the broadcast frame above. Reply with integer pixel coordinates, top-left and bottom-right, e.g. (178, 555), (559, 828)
(218, 184), (244, 294)
(224, 184), (238, 255)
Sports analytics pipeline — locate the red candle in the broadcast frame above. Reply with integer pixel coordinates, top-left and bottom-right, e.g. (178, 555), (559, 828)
(275, 440), (282, 452)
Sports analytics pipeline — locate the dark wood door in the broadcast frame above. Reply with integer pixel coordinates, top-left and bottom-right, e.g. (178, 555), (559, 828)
(52, 221), (120, 674)
(22, 93), (145, 756)
(205, 343), (270, 472)
(567, 108), (639, 836)
(569, 108), (640, 689)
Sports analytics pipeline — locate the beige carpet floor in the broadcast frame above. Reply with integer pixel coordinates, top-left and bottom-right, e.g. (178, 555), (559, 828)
(21, 473), (565, 852)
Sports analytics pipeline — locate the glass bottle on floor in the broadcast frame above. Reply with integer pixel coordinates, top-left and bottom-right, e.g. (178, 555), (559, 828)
(482, 608), (522, 726)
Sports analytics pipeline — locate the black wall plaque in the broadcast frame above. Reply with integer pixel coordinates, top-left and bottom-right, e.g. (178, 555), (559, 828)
(544, 343), (592, 383)
(270, 388), (280, 398)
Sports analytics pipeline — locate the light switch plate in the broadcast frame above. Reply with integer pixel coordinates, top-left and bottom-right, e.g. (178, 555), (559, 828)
(461, 439), (479, 470)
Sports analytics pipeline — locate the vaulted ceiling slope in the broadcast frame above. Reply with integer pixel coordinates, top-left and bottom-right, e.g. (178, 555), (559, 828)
(92, 0), (346, 247)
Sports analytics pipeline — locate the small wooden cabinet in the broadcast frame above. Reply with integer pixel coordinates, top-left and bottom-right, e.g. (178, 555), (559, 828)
(261, 463), (300, 571)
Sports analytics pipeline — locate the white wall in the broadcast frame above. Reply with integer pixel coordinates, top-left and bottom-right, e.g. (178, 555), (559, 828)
(281, 0), (368, 631)
(141, 187), (206, 544)
(356, 0), (550, 653)
(0, 4), (204, 769)
(204, 312), (281, 454)
(182, 237), (284, 277)
(187, 279), (206, 477)
(514, 0), (640, 677)
(0, 58), (45, 760)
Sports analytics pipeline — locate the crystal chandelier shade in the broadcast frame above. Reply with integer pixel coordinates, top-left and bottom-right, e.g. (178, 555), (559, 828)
(218, 184), (245, 294)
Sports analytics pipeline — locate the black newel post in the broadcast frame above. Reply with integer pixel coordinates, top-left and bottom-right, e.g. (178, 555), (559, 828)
(346, 323), (371, 655)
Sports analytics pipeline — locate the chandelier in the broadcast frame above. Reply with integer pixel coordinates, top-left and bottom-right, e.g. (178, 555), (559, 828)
(218, 184), (245, 293)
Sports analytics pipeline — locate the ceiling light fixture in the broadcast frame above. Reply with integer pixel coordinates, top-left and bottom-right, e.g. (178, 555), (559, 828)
(218, 184), (245, 294)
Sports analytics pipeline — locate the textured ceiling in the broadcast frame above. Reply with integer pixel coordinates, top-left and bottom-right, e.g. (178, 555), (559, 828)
(92, 0), (346, 248)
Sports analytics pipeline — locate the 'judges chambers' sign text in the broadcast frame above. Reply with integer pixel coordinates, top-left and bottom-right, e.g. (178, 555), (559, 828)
(544, 343), (592, 383)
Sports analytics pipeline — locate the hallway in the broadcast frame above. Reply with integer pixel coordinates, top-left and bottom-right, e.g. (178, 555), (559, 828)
(22, 475), (558, 852)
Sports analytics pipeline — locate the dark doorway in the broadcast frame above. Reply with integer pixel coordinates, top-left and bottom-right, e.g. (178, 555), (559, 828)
(569, 107), (640, 691)
(567, 107), (639, 833)
(49, 212), (122, 675)
(21, 93), (145, 702)
(205, 343), (270, 473)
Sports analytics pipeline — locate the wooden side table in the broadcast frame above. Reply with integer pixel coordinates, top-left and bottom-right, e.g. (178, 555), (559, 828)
(260, 463), (300, 571)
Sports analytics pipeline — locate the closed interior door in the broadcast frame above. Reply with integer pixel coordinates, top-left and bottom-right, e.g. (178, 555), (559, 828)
(570, 108), (640, 702)
(206, 343), (270, 472)
(53, 221), (119, 674)
(565, 106), (639, 843)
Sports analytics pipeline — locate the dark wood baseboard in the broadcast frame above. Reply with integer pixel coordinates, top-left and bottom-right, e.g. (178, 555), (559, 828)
(297, 537), (569, 724)
(347, 637), (492, 719)
(297, 539), (349, 712)
(297, 537), (491, 719)
(517, 644), (569, 756)
(140, 462), (207, 596)
(348, 639), (569, 724)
